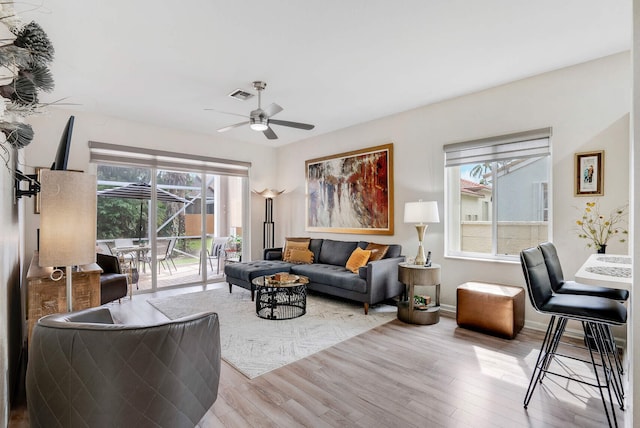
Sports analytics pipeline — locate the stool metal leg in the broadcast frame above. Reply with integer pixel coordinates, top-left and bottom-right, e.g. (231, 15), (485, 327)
(585, 321), (619, 428)
(606, 325), (624, 376)
(596, 324), (624, 409)
(524, 316), (558, 408)
(541, 317), (568, 376)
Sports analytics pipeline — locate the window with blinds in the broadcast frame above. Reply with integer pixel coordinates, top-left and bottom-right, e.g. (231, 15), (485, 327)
(443, 128), (552, 260)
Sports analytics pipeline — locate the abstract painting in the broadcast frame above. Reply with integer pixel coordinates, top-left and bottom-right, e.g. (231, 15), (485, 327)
(305, 143), (393, 234)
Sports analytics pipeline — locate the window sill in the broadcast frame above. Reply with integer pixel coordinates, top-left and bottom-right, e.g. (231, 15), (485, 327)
(444, 254), (520, 265)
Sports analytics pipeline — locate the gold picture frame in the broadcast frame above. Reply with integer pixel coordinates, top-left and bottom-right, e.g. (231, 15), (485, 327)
(305, 143), (394, 235)
(575, 150), (604, 196)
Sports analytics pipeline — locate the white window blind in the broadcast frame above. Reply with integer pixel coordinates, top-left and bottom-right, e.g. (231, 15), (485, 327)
(88, 141), (251, 177)
(443, 128), (552, 167)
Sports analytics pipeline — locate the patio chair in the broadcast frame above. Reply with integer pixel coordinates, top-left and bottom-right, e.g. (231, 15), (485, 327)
(200, 236), (228, 274)
(113, 238), (137, 264)
(157, 238), (177, 274)
(96, 241), (113, 255)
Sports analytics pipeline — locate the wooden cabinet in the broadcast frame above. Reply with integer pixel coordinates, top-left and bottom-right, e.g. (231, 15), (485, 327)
(26, 251), (101, 346)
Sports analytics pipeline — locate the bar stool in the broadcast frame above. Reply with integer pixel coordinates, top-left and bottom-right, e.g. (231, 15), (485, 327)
(539, 242), (628, 301)
(520, 247), (626, 428)
(539, 241), (627, 402)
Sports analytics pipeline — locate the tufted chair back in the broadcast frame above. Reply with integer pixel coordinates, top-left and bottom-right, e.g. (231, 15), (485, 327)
(27, 307), (221, 428)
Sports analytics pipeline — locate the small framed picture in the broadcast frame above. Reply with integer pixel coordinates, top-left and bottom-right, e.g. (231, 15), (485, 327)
(575, 150), (604, 196)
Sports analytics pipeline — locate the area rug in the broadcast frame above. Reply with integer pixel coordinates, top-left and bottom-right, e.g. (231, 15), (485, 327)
(147, 287), (396, 378)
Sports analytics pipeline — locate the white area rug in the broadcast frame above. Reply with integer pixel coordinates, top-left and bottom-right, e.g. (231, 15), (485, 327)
(147, 287), (396, 379)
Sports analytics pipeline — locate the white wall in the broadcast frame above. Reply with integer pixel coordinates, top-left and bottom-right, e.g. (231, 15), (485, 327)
(1, 149), (26, 426)
(23, 108), (279, 266)
(276, 52), (631, 329)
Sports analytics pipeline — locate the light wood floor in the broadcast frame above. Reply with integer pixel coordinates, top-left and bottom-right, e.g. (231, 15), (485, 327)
(10, 283), (627, 427)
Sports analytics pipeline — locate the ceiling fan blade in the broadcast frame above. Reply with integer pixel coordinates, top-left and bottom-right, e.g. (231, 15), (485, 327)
(205, 108), (248, 119)
(269, 119), (315, 130)
(263, 103), (283, 117)
(263, 127), (278, 140)
(217, 121), (250, 132)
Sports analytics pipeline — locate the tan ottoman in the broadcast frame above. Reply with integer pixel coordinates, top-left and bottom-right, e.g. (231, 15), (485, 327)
(456, 282), (525, 339)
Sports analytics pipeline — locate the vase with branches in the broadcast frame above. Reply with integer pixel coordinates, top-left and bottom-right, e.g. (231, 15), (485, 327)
(575, 201), (628, 253)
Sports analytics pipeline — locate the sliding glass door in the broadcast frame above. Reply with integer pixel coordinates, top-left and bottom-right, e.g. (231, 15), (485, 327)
(96, 164), (246, 293)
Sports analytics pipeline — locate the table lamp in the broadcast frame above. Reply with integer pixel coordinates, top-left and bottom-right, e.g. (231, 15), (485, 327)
(39, 170), (97, 312)
(404, 200), (439, 266)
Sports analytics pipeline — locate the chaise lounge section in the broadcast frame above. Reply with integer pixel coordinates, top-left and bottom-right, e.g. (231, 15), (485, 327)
(224, 238), (405, 314)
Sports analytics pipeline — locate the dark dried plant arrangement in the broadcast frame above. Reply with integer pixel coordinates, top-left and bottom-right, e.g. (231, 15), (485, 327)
(0, 4), (55, 157)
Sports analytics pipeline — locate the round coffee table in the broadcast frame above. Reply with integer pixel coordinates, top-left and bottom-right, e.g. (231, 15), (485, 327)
(252, 275), (309, 320)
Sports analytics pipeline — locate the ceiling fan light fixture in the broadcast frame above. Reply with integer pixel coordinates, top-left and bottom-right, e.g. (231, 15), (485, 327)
(250, 117), (268, 131)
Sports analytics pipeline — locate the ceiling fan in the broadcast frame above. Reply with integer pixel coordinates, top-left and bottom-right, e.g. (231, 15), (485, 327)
(212, 81), (315, 140)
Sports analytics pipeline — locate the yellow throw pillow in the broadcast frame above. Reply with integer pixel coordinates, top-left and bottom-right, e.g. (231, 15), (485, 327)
(345, 247), (372, 273)
(287, 248), (314, 264)
(365, 243), (389, 261)
(282, 238), (310, 262)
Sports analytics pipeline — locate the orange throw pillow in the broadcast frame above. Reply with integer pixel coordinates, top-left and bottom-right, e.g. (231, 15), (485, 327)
(282, 238), (310, 262)
(287, 248), (314, 264)
(345, 247), (372, 273)
(365, 243), (389, 261)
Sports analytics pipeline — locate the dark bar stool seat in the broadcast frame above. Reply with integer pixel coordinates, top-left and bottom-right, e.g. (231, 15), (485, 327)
(539, 242), (628, 301)
(520, 247), (626, 428)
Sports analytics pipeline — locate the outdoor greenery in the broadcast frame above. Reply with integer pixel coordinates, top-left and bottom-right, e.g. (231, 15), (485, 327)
(96, 166), (193, 251)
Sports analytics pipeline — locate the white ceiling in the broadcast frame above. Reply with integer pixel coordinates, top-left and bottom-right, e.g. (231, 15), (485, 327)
(24, 0), (630, 147)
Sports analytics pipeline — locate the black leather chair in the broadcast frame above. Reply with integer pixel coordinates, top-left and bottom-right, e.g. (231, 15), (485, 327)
(520, 247), (626, 428)
(26, 307), (221, 428)
(539, 242), (629, 301)
(539, 241), (627, 389)
(96, 252), (128, 304)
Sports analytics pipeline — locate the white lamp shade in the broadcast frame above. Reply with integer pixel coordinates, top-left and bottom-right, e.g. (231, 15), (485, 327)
(404, 200), (440, 224)
(254, 188), (285, 198)
(39, 170), (97, 267)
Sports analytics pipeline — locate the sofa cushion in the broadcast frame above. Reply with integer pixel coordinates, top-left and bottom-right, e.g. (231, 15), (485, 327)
(365, 243), (389, 261)
(318, 239), (359, 266)
(288, 248), (314, 264)
(346, 247), (372, 273)
(309, 239), (324, 264)
(224, 260), (293, 282)
(291, 264), (367, 293)
(283, 238), (310, 262)
(385, 244), (402, 258)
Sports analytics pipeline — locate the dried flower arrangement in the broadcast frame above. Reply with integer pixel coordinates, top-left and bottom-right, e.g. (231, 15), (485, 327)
(0, 3), (55, 153)
(575, 201), (628, 252)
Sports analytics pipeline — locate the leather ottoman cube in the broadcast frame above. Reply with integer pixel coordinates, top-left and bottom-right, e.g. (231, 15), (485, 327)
(456, 282), (525, 339)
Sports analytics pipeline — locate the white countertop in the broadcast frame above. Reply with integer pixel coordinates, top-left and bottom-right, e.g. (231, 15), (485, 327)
(574, 253), (632, 291)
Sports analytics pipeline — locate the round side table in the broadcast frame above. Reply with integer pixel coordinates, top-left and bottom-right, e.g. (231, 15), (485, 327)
(397, 262), (441, 325)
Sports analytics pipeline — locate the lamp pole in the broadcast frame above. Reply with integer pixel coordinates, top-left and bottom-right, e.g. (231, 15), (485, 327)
(264, 197), (274, 249)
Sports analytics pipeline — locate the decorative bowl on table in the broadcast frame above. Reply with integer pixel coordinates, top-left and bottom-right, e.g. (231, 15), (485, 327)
(266, 272), (300, 284)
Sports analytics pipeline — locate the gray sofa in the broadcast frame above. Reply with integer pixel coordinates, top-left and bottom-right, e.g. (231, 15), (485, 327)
(224, 238), (404, 314)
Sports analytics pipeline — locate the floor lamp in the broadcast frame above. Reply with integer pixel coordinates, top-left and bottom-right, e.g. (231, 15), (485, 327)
(254, 189), (284, 249)
(39, 170), (97, 312)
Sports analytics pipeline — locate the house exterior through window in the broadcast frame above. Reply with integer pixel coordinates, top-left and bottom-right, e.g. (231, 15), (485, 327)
(444, 128), (551, 260)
